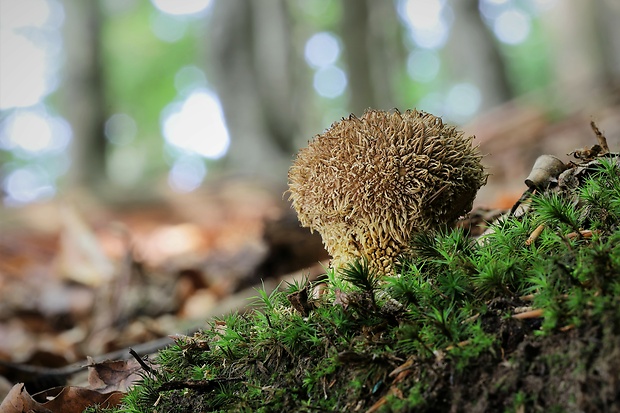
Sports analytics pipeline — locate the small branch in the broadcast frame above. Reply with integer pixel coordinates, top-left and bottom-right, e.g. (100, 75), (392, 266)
(525, 224), (545, 246)
(559, 324), (575, 332)
(0, 335), (175, 381)
(129, 347), (157, 376)
(566, 229), (599, 240)
(512, 308), (544, 319)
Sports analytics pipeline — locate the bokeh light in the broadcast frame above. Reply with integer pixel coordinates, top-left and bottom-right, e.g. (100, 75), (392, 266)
(0, 0), (64, 110)
(313, 66), (348, 99)
(445, 82), (481, 123)
(2, 111), (51, 153)
(162, 88), (230, 159)
(304, 32), (341, 69)
(0, 31), (50, 109)
(0, 0), (68, 205)
(398, 0), (452, 49)
(150, 0), (212, 16)
(105, 113), (138, 146)
(149, 11), (188, 43)
(0, 0), (51, 29)
(174, 66), (208, 95)
(168, 155), (207, 193)
(493, 8), (531, 45)
(407, 49), (441, 82)
(3, 165), (56, 205)
(479, 0), (535, 45)
(0, 107), (72, 156)
(478, 0), (509, 21)
(416, 83), (481, 124)
(401, 0), (444, 30)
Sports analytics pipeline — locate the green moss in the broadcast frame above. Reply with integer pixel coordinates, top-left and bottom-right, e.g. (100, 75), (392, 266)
(100, 156), (620, 412)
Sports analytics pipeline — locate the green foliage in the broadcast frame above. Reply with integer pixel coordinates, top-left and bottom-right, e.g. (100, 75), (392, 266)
(110, 157), (620, 412)
(102, 2), (197, 136)
(339, 258), (380, 295)
(580, 157), (620, 227)
(99, 1), (204, 185)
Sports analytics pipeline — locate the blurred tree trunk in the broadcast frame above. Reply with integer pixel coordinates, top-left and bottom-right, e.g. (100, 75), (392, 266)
(61, 0), (108, 191)
(593, 0), (620, 93)
(541, 0), (606, 111)
(444, 0), (511, 112)
(365, 1), (407, 110)
(340, 0), (405, 114)
(340, 0), (376, 115)
(208, 0), (306, 185)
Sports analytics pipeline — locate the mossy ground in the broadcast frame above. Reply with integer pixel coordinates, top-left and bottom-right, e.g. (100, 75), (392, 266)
(93, 156), (620, 413)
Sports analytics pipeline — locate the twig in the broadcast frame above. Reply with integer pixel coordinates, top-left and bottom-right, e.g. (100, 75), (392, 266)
(0, 335), (175, 381)
(559, 324), (575, 332)
(525, 224), (545, 246)
(512, 308), (544, 319)
(129, 347), (157, 376)
(566, 229), (599, 240)
(590, 121), (609, 154)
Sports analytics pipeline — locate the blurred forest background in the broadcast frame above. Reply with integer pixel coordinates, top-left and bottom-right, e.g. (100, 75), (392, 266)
(1, 0), (620, 393)
(1, 0), (619, 207)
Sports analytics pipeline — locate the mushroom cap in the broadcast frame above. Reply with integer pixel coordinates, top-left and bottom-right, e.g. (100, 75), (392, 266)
(288, 109), (486, 273)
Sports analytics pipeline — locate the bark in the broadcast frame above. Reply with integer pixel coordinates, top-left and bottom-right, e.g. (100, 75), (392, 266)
(207, 0), (305, 185)
(340, 0), (376, 115)
(365, 0), (407, 110)
(61, 0), (107, 190)
(340, 0), (407, 115)
(444, 0), (512, 113)
(540, 0), (607, 111)
(592, 0), (620, 92)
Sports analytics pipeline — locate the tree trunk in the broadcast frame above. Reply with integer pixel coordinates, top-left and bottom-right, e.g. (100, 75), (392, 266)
(61, 0), (107, 191)
(592, 0), (620, 93)
(540, 0), (607, 111)
(444, 0), (512, 113)
(340, 0), (376, 115)
(340, 0), (413, 114)
(208, 0), (306, 185)
(365, 0), (407, 110)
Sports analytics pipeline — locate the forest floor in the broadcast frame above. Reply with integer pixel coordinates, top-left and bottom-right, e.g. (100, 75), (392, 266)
(0, 103), (619, 412)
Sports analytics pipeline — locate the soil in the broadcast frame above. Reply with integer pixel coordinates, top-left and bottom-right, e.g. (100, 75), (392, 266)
(413, 303), (620, 413)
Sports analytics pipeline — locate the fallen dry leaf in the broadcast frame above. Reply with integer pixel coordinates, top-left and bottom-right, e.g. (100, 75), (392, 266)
(86, 357), (143, 393)
(34, 385), (123, 412)
(0, 382), (123, 413)
(55, 204), (116, 286)
(0, 383), (49, 413)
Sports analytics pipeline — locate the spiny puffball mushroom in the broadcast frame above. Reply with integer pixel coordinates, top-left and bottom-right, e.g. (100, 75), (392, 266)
(287, 109), (487, 274)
